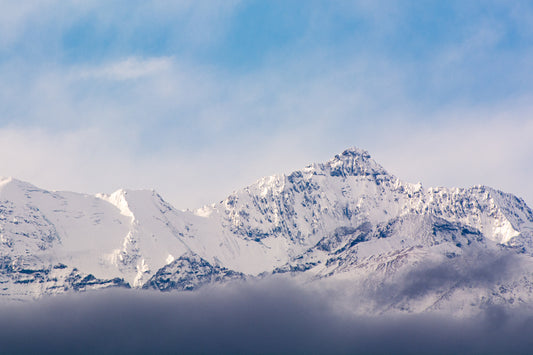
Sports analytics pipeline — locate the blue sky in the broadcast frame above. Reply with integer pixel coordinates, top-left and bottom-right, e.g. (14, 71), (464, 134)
(0, 1), (532, 208)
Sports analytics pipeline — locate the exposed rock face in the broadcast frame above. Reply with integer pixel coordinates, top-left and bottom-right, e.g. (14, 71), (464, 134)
(143, 253), (245, 292)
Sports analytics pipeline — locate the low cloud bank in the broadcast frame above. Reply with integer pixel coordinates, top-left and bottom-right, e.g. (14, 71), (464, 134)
(372, 249), (521, 307)
(1, 279), (533, 354)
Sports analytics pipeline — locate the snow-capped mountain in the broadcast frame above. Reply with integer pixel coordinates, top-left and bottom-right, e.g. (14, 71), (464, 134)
(2, 148), (533, 313)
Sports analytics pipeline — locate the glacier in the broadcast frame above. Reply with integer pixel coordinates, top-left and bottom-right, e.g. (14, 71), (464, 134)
(2, 147), (533, 314)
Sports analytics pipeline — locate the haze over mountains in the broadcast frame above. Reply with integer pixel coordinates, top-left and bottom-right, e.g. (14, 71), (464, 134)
(2, 147), (533, 315)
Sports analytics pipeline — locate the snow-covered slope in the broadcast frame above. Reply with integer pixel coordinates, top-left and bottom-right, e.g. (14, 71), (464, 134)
(2, 148), (533, 313)
(200, 148), (533, 268)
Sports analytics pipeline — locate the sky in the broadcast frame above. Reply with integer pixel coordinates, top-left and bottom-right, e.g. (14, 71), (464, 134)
(1, 0), (532, 209)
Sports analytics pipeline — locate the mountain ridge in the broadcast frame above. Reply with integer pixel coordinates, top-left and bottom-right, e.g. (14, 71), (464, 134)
(2, 147), (533, 314)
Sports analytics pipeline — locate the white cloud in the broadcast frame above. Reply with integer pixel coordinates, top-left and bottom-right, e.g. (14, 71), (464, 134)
(76, 57), (173, 81)
(0, 0), (53, 46)
(1, 98), (532, 211)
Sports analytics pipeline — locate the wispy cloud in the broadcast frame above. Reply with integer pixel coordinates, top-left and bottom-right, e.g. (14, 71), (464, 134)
(76, 56), (173, 81)
(0, 51), (532, 208)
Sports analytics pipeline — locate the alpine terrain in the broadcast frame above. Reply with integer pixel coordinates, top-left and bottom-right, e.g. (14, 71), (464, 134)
(2, 148), (533, 315)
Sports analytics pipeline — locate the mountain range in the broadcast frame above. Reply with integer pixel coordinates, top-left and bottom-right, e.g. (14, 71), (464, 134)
(2, 147), (533, 315)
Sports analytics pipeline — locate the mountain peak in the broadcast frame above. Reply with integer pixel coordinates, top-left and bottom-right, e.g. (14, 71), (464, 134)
(97, 188), (164, 219)
(324, 147), (389, 178)
(339, 147), (370, 157)
(0, 177), (43, 199)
